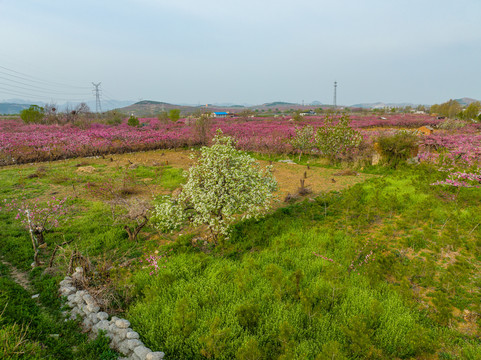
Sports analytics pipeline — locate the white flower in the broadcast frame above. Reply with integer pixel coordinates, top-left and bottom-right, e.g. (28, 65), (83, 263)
(152, 130), (277, 240)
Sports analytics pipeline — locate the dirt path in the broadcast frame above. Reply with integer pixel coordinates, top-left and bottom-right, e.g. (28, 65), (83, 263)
(1, 259), (32, 291)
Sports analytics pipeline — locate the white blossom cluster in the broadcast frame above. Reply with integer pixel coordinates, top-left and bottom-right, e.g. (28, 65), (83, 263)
(289, 125), (315, 160)
(152, 130), (277, 239)
(314, 115), (362, 159)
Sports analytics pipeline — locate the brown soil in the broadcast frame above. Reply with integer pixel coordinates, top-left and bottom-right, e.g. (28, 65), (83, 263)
(109, 150), (376, 199)
(11, 149), (375, 203)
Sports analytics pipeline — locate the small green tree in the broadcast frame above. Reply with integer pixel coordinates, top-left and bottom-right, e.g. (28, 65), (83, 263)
(152, 130), (277, 241)
(193, 113), (212, 146)
(168, 109), (181, 122)
(20, 105), (44, 124)
(430, 99), (462, 119)
(463, 101), (481, 120)
(289, 125), (314, 161)
(314, 114), (362, 163)
(127, 115), (139, 127)
(291, 111), (304, 121)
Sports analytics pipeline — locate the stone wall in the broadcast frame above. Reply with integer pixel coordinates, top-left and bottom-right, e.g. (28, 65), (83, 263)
(59, 267), (164, 360)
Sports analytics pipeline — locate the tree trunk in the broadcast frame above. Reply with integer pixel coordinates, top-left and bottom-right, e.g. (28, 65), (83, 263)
(34, 229), (45, 245)
(124, 216), (149, 242)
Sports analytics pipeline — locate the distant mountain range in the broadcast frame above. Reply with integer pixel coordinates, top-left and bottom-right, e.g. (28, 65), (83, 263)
(0, 102), (32, 114)
(350, 102), (418, 109)
(351, 98), (480, 109)
(454, 97), (479, 106)
(1, 97), (479, 115)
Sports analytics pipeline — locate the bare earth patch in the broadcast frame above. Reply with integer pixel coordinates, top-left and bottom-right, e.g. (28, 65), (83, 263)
(6, 149), (376, 203)
(104, 150), (376, 199)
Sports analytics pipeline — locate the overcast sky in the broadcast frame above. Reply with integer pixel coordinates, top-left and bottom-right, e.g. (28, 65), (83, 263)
(1, 0), (480, 106)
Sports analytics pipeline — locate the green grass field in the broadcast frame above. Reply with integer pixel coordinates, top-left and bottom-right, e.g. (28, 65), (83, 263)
(1, 152), (480, 359)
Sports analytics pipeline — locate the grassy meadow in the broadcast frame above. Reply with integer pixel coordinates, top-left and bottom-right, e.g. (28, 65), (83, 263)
(0, 138), (481, 359)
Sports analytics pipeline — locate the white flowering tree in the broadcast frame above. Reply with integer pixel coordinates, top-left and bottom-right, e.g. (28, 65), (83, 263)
(314, 114), (362, 162)
(152, 130), (277, 241)
(289, 124), (315, 161)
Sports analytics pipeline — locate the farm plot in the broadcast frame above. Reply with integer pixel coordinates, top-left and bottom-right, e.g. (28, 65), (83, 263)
(1, 116), (481, 359)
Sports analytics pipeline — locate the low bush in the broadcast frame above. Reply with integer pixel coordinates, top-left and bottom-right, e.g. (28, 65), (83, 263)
(376, 131), (419, 167)
(438, 118), (467, 130)
(20, 105), (45, 124)
(103, 111), (123, 125)
(127, 115), (140, 127)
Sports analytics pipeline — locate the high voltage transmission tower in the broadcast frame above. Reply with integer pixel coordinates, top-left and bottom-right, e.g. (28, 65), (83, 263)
(92, 82), (102, 113)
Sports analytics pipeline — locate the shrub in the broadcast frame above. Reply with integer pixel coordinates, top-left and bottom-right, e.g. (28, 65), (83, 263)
(291, 111), (304, 121)
(152, 130), (277, 240)
(104, 110), (123, 125)
(376, 131), (419, 167)
(314, 113), (362, 163)
(127, 115), (140, 127)
(168, 109), (181, 122)
(438, 118), (467, 130)
(20, 105), (44, 124)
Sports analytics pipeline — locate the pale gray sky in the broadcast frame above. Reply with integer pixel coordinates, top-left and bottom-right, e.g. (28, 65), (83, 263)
(1, 0), (480, 105)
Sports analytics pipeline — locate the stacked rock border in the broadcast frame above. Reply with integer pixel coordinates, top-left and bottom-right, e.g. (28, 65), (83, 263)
(59, 267), (164, 360)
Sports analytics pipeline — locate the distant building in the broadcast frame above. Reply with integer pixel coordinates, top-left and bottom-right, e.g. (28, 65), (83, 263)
(300, 110), (317, 116)
(212, 112), (228, 118)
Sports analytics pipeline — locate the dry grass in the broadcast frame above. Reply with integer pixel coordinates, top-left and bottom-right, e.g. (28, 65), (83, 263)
(7, 149), (376, 206)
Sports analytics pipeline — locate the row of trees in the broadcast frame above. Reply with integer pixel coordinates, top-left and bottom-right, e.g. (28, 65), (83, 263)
(157, 109), (181, 122)
(19, 104), (185, 125)
(21, 100), (480, 126)
(289, 114), (363, 162)
(20, 103), (92, 124)
(430, 100), (481, 120)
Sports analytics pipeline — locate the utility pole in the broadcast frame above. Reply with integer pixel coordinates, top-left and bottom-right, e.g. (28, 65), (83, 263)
(92, 82), (101, 113)
(333, 81), (337, 109)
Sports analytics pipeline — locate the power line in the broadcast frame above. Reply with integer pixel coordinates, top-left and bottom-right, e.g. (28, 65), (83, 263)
(0, 85), (90, 102)
(0, 64), (93, 103)
(101, 91), (122, 110)
(0, 86), (52, 100)
(0, 64), (90, 89)
(0, 76), (89, 96)
(0, 85), (89, 101)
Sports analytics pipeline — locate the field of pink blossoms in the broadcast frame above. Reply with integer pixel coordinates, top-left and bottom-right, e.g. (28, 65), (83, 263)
(1, 114), (480, 166)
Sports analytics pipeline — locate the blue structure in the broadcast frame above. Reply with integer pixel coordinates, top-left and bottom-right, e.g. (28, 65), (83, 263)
(213, 112), (228, 118)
